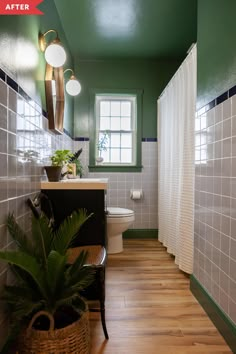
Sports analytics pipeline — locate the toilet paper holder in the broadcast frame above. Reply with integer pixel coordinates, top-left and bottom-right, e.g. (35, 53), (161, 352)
(130, 189), (143, 200)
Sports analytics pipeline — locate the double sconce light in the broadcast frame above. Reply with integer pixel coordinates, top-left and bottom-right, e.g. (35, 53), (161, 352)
(39, 29), (81, 96)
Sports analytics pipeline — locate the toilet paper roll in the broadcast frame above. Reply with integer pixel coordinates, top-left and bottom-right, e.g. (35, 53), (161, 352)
(130, 190), (143, 200)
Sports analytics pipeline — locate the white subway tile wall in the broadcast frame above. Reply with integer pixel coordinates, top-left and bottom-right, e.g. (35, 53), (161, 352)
(194, 94), (236, 325)
(0, 77), (74, 344)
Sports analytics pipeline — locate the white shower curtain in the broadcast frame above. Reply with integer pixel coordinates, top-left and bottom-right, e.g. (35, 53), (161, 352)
(157, 44), (196, 274)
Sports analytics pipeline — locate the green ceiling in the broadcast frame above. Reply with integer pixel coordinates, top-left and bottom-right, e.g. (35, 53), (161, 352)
(54, 0), (197, 60)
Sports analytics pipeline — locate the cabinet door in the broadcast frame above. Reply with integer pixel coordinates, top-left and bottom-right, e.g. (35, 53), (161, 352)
(41, 189), (106, 247)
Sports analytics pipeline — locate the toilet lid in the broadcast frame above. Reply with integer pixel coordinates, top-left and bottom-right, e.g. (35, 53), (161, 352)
(107, 207), (134, 217)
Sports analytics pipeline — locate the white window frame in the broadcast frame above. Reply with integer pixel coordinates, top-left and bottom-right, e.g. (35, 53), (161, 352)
(95, 94), (137, 166)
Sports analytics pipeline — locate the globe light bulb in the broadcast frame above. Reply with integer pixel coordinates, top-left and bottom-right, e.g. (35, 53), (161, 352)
(66, 77), (81, 96)
(44, 42), (66, 68)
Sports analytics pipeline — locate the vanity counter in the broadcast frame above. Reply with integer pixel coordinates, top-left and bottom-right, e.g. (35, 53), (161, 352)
(41, 178), (108, 190)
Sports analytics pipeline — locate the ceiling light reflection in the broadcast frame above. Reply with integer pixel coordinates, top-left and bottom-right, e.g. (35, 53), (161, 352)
(95, 0), (136, 37)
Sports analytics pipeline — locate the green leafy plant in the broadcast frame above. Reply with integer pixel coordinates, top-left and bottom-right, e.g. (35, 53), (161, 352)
(97, 132), (108, 156)
(0, 209), (94, 353)
(74, 159), (83, 177)
(50, 149), (73, 166)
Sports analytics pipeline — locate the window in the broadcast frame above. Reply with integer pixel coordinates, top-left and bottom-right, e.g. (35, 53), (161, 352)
(96, 95), (136, 165)
(89, 89), (142, 172)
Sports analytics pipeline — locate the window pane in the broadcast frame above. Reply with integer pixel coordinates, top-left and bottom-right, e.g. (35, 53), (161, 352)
(102, 149), (110, 162)
(121, 149), (132, 163)
(100, 117), (110, 130)
(121, 134), (132, 148)
(110, 133), (120, 147)
(111, 149), (120, 162)
(111, 101), (120, 116)
(111, 117), (120, 130)
(100, 101), (110, 116)
(121, 117), (131, 130)
(121, 101), (131, 117)
(195, 148), (200, 161)
(98, 132), (109, 149)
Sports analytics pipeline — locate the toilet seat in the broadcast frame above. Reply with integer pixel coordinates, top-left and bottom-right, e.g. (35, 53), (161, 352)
(107, 207), (134, 218)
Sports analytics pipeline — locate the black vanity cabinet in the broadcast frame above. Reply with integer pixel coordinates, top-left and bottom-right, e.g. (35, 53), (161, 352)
(41, 180), (108, 247)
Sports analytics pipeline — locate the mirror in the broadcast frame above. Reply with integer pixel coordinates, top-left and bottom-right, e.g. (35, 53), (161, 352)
(45, 63), (64, 134)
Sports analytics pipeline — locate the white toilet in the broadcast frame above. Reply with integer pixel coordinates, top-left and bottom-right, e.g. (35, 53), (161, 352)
(106, 207), (135, 254)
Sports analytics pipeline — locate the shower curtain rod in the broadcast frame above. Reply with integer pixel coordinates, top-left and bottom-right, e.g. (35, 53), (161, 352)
(158, 43), (196, 100)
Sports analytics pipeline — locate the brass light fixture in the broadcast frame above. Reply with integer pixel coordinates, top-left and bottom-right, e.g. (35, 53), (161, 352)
(64, 68), (81, 96)
(39, 29), (66, 68)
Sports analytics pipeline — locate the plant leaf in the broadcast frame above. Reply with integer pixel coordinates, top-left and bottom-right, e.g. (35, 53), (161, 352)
(53, 209), (93, 254)
(66, 250), (94, 287)
(46, 250), (67, 300)
(7, 213), (34, 255)
(0, 251), (47, 299)
(66, 264), (95, 291)
(10, 265), (40, 297)
(31, 213), (53, 264)
(53, 292), (87, 314)
(3, 286), (44, 321)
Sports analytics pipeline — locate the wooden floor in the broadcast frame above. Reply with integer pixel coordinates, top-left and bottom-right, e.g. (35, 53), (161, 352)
(89, 239), (232, 354)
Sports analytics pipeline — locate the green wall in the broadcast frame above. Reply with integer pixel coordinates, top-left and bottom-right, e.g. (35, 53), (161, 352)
(0, 0), (74, 135)
(197, 0), (236, 110)
(74, 59), (181, 138)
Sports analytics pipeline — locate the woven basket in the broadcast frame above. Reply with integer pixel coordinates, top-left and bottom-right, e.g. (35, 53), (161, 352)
(17, 309), (90, 354)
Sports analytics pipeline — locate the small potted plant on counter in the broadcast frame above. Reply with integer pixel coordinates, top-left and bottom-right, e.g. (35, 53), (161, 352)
(0, 209), (94, 354)
(44, 149), (73, 182)
(96, 132), (108, 164)
(68, 148), (83, 178)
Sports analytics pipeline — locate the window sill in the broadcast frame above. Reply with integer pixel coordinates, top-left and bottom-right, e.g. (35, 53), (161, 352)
(88, 165), (143, 173)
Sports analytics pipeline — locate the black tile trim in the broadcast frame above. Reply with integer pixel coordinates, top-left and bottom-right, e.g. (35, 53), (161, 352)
(74, 137), (90, 141)
(142, 138), (158, 142)
(0, 66), (45, 114)
(216, 91), (228, 105)
(0, 69), (6, 82)
(42, 109), (47, 118)
(229, 84), (236, 98)
(73, 137), (158, 142)
(7, 76), (18, 93)
(197, 84), (236, 114)
(206, 99), (216, 112)
(18, 86), (31, 102)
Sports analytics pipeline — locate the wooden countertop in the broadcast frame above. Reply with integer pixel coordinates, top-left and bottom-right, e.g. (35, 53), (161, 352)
(41, 178), (108, 190)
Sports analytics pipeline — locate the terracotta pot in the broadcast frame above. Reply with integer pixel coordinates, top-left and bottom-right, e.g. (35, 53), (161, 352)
(44, 166), (62, 182)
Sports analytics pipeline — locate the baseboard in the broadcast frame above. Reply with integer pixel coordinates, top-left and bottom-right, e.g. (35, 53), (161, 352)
(190, 275), (236, 353)
(123, 229), (158, 239)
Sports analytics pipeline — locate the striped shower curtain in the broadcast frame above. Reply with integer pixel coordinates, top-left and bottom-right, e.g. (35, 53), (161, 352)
(157, 45), (196, 274)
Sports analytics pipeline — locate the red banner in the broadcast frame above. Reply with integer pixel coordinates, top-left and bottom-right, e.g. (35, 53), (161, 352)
(0, 0), (44, 15)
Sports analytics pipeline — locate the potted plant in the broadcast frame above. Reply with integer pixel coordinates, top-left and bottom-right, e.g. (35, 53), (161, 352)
(69, 149), (83, 178)
(44, 149), (73, 182)
(74, 159), (83, 177)
(96, 132), (108, 164)
(0, 209), (94, 353)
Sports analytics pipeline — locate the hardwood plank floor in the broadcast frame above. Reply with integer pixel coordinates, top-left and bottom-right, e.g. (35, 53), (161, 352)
(89, 239), (232, 354)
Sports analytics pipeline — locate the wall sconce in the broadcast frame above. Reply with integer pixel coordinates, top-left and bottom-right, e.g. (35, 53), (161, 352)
(39, 29), (66, 68)
(64, 68), (81, 96)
